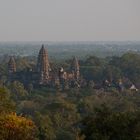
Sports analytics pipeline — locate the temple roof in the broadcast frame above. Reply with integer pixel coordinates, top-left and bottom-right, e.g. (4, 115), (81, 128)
(39, 44), (48, 55)
(8, 56), (16, 73)
(8, 56), (15, 65)
(71, 56), (80, 71)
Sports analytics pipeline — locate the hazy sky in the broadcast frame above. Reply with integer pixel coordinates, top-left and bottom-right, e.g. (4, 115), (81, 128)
(0, 0), (139, 41)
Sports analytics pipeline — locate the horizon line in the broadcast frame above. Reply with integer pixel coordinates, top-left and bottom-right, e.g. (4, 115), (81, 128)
(0, 40), (140, 43)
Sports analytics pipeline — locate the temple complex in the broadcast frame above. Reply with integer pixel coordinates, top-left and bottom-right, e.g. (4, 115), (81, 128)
(6, 44), (138, 91)
(7, 45), (81, 89)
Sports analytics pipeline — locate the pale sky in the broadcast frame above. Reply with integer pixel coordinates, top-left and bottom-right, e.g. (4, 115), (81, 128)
(0, 0), (140, 41)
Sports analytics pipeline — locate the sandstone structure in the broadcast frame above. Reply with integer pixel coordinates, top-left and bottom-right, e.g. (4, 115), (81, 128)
(8, 45), (80, 89)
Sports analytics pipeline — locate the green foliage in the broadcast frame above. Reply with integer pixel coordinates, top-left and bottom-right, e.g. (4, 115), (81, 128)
(85, 56), (104, 66)
(81, 105), (140, 140)
(120, 53), (140, 83)
(0, 87), (15, 114)
(103, 65), (122, 81)
(81, 66), (104, 82)
(16, 57), (36, 71)
(34, 112), (56, 140)
(8, 81), (28, 100)
(56, 129), (75, 140)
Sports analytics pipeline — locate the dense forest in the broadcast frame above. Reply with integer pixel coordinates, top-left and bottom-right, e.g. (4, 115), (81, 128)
(0, 52), (140, 140)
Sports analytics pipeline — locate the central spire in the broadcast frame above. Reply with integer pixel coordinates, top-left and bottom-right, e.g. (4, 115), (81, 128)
(71, 57), (80, 80)
(8, 56), (16, 74)
(37, 44), (50, 84)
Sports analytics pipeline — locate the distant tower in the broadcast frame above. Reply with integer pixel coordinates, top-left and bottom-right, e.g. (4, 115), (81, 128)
(37, 45), (50, 84)
(71, 57), (80, 80)
(8, 57), (16, 74)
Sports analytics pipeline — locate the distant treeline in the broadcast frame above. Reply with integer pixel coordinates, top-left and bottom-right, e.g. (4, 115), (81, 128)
(0, 41), (140, 59)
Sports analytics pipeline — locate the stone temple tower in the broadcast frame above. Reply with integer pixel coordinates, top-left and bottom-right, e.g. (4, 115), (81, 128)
(37, 45), (50, 84)
(8, 56), (16, 74)
(71, 57), (80, 80)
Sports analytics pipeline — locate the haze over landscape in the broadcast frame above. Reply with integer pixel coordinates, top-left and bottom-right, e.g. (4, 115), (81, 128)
(1, 1), (140, 140)
(0, 0), (140, 41)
